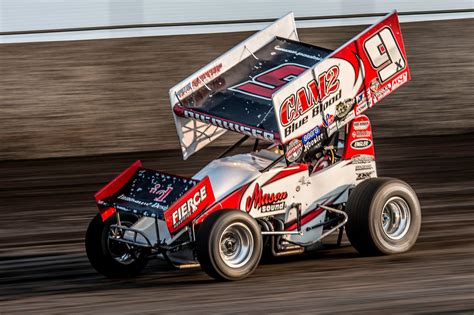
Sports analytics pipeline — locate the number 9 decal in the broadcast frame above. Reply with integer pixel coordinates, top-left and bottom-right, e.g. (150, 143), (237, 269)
(229, 63), (307, 100)
(363, 27), (406, 82)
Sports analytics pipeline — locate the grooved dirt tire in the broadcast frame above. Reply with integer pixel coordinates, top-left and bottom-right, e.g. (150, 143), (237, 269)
(345, 177), (421, 256)
(85, 213), (148, 278)
(196, 210), (263, 281)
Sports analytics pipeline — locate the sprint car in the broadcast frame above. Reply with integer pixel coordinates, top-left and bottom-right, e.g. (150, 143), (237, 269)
(86, 11), (421, 280)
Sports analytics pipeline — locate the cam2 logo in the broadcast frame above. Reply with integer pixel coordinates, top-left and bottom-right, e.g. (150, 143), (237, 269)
(279, 65), (340, 127)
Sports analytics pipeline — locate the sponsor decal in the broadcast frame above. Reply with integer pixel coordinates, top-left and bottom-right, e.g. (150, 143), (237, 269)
(275, 48), (368, 143)
(337, 110), (355, 128)
(181, 109), (275, 141)
(327, 122), (338, 137)
(303, 131), (325, 152)
(391, 72), (408, 90)
(268, 12), (408, 144)
(176, 63), (223, 98)
(352, 130), (371, 138)
(164, 177), (215, 233)
(373, 83), (391, 102)
(191, 64), (223, 88)
(316, 66), (341, 101)
(353, 120), (370, 130)
(370, 78), (381, 93)
(356, 171), (374, 180)
(280, 89), (341, 138)
(350, 139), (373, 150)
(324, 113), (335, 126)
(336, 98), (355, 119)
(171, 186), (208, 228)
(188, 77), (226, 104)
(274, 45), (324, 62)
(355, 92), (370, 115)
(356, 102), (368, 115)
(245, 183), (288, 213)
(149, 184), (173, 202)
(117, 194), (166, 211)
(355, 164), (373, 171)
(279, 66), (342, 138)
(356, 91), (367, 105)
(286, 139), (303, 163)
(176, 85), (193, 100)
(302, 126), (321, 144)
(302, 125), (326, 153)
(351, 154), (374, 164)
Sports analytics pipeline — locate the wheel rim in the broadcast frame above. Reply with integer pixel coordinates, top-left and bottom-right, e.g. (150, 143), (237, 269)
(219, 222), (254, 269)
(381, 196), (411, 240)
(108, 220), (136, 265)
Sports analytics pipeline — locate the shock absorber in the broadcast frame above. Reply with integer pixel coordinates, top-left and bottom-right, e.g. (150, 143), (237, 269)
(270, 217), (304, 255)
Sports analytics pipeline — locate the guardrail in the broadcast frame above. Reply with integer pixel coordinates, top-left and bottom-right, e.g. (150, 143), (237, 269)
(1, 0), (472, 43)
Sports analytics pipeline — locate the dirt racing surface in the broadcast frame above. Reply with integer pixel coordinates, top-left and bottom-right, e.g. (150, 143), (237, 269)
(1, 134), (473, 314)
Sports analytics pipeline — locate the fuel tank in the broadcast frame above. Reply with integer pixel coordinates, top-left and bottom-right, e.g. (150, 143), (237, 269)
(192, 151), (283, 202)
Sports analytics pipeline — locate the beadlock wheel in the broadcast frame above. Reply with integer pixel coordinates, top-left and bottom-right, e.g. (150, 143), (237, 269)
(108, 220), (137, 265)
(381, 196), (411, 240)
(219, 222), (254, 269)
(345, 177), (421, 256)
(196, 210), (263, 281)
(85, 213), (149, 278)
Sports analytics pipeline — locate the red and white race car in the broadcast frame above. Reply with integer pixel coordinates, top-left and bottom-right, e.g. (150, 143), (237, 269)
(86, 11), (421, 281)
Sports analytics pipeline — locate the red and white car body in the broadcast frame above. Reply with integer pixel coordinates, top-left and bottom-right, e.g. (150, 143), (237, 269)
(87, 11), (420, 280)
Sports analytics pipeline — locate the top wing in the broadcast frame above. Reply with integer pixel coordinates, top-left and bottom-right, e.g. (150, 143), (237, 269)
(169, 12), (300, 160)
(173, 37), (331, 143)
(272, 11), (410, 145)
(169, 11), (410, 160)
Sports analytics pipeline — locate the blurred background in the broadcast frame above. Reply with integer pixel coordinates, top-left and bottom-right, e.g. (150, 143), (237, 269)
(0, 1), (473, 313)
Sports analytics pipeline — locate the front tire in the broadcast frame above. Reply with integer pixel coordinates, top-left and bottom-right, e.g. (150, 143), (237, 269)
(196, 210), (263, 281)
(345, 177), (421, 256)
(85, 213), (149, 278)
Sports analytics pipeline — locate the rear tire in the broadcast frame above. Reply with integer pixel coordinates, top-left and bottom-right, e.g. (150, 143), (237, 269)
(196, 210), (263, 281)
(345, 177), (421, 256)
(85, 213), (149, 278)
